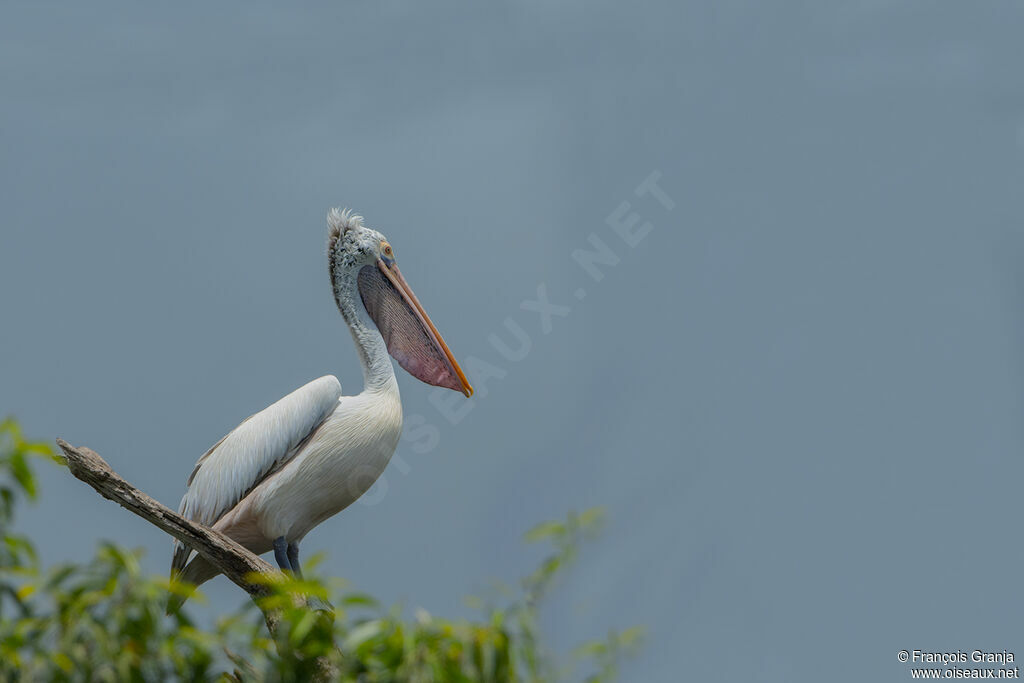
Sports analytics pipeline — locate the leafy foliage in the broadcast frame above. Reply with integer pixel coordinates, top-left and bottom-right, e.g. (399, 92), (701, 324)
(0, 419), (641, 681)
(0, 418), (54, 580)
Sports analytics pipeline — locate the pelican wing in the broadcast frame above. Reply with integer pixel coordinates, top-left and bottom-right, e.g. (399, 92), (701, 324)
(171, 375), (342, 573)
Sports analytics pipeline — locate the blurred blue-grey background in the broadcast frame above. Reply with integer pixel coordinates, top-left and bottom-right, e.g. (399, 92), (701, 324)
(3, 2), (1024, 680)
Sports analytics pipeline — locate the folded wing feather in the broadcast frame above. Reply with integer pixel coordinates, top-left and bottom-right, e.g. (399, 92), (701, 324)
(171, 375), (342, 574)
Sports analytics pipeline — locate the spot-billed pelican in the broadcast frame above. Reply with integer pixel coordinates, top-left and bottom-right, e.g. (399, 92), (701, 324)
(168, 209), (472, 608)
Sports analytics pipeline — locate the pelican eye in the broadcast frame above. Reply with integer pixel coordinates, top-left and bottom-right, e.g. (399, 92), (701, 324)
(382, 243), (394, 258)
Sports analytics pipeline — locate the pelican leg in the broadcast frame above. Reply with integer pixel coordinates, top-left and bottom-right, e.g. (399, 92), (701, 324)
(286, 541), (334, 613)
(272, 536), (293, 573)
(286, 542), (303, 578)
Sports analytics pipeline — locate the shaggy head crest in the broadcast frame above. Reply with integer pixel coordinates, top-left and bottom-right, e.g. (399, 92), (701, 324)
(327, 208), (365, 251)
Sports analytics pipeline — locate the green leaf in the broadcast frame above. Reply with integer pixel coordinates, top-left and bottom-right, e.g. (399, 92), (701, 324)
(577, 506), (606, 530)
(524, 520), (564, 543)
(344, 620), (384, 650)
(341, 592), (379, 608)
(288, 610), (318, 646)
(9, 453), (36, 500)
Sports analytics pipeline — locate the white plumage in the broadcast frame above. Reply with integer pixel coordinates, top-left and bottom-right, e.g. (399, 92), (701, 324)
(169, 209), (471, 608)
(178, 375), (343, 531)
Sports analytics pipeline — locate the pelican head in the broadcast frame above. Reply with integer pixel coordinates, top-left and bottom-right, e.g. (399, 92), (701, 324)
(327, 208), (473, 397)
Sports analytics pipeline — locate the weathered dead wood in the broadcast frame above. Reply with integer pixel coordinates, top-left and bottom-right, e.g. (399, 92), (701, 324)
(55, 439), (276, 596)
(55, 439), (338, 681)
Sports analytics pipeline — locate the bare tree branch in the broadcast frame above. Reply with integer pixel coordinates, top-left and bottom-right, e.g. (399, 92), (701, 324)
(56, 439), (276, 598)
(55, 439), (338, 681)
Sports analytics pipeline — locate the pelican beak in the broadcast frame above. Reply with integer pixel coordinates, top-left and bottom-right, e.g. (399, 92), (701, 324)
(358, 258), (473, 397)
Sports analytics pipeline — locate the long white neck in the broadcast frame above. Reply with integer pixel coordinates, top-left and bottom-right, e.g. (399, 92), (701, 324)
(332, 267), (398, 396)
